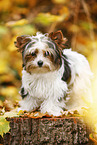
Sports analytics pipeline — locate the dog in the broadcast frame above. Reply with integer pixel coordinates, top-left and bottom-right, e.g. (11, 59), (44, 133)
(15, 30), (93, 116)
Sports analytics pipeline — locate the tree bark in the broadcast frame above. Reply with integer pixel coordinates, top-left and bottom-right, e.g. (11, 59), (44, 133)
(1, 117), (92, 145)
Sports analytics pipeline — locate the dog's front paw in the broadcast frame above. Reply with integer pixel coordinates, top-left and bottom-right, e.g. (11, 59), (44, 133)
(41, 110), (62, 116)
(50, 110), (62, 116)
(40, 106), (63, 116)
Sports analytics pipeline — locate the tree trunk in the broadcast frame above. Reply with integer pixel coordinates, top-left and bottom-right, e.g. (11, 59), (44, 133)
(1, 117), (92, 145)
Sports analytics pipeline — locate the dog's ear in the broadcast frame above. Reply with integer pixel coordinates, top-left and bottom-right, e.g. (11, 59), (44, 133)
(14, 35), (31, 53)
(49, 30), (63, 44)
(49, 30), (67, 49)
(49, 30), (67, 57)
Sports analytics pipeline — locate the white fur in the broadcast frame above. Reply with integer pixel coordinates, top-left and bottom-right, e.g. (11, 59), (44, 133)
(17, 33), (93, 116)
(18, 63), (68, 116)
(63, 49), (93, 113)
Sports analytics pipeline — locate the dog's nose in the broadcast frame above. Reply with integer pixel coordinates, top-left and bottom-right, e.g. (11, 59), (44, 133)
(37, 60), (43, 67)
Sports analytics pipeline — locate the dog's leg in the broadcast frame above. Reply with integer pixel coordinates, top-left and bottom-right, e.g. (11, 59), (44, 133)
(17, 87), (40, 112)
(40, 98), (65, 116)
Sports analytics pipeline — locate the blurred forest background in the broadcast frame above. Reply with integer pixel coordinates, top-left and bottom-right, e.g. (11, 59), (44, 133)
(0, 0), (97, 114)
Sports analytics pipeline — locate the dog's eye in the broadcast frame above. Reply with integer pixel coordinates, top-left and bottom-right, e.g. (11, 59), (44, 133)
(45, 51), (49, 56)
(31, 52), (36, 56)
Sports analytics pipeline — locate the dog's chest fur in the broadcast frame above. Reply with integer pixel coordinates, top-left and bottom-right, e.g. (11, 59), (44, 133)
(22, 64), (67, 100)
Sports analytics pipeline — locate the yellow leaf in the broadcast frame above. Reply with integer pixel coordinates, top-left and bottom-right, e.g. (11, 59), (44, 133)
(18, 110), (24, 115)
(6, 19), (28, 27)
(0, 117), (10, 137)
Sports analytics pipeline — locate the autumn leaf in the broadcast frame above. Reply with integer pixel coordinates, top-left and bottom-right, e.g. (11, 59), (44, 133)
(35, 13), (66, 26)
(6, 19), (28, 27)
(3, 109), (19, 118)
(0, 117), (10, 137)
(28, 112), (53, 118)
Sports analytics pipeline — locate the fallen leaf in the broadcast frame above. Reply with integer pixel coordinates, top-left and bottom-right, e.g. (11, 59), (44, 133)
(3, 109), (19, 118)
(0, 117), (10, 137)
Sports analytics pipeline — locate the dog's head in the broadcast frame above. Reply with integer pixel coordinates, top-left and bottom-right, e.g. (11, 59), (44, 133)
(15, 31), (67, 74)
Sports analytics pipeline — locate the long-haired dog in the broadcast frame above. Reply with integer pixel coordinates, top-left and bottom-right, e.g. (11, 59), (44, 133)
(15, 30), (93, 116)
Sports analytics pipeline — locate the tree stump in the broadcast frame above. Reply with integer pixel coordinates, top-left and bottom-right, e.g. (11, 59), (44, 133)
(1, 117), (91, 145)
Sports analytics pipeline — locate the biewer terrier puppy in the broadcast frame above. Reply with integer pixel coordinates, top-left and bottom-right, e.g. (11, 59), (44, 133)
(15, 30), (93, 116)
